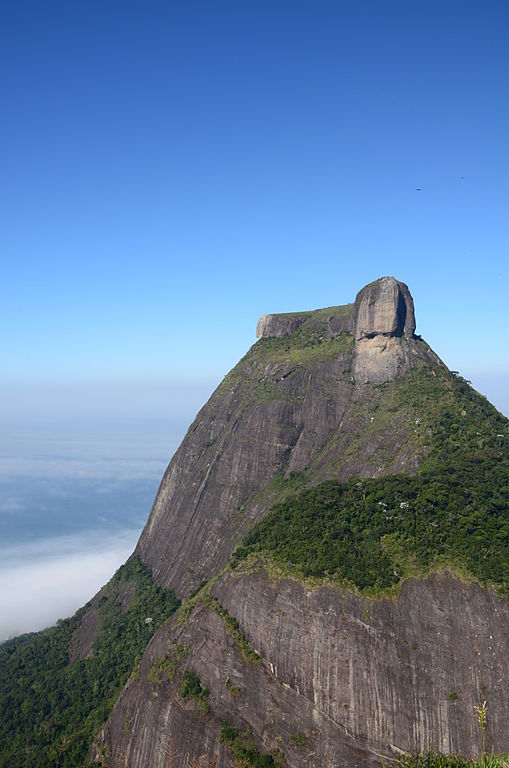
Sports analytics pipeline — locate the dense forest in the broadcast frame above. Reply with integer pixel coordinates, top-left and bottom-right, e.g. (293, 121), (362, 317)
(232, 370), (509, 594)
(0, 556), (179, 768)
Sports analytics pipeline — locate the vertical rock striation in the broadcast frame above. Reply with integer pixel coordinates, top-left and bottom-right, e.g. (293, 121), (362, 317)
(352, 276), (416, 340)
(351, 276), (419, 384)
(99, 570), (509, 768)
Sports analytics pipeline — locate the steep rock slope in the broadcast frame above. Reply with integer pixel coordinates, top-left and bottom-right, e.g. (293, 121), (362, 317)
(100, 571), (509, 768)
(97, 276), (509, 767)
(136, 276), (437, 597)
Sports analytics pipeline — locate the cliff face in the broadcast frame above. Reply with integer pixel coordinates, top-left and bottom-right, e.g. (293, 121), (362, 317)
(99, 571), (509, 767)
(94, 276), (509, 767)
(136, 277), (437, 597)
(352, 276), (416, 340)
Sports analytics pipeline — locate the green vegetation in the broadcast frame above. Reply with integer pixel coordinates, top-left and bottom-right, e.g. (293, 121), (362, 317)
(243, 328), (353, 368)
(249, 469), (309, 507)
(232, 368), (509, 594)
(203, 593), (261, 663)
(475, 701), (489, 757)
(218, 313), (354, 404)
(219, 723), (285, 767)
(179, 670), (210, 714)
(175, 573), (219, 627)
(393, 366), (507, 472)
(395, 753), (509, 768)
(2, 332), (508, 766)
(147, 641), (190, 688)
(0, 556), (179, 768)
(276, 302), (352, 321)
(307, 360), (507, 480)
(173, 580), (261, 665)
(225, 678), (241, 697)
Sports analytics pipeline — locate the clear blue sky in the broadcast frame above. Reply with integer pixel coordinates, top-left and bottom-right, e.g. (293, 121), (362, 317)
(2, 1), (508, 409)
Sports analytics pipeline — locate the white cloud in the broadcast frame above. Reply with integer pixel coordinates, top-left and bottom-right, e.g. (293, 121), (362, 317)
(0, 429), (177, 482)
(0, 378), (217, 483)
(0, 454), (168, 482)
(0, 529), (140, 642)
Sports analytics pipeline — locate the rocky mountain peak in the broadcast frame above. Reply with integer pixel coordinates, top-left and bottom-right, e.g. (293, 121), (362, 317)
(135, 276), (436, 599)
(352, 275), (416, 340)
(350, 276), (419, 384)
(256, 276), (416, 343)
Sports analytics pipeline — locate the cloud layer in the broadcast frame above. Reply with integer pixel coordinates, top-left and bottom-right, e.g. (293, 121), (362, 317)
(0, 529), (140, 642)
(0, 379), (218, 642)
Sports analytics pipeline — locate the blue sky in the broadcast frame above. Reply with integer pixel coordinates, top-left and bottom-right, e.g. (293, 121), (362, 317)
(2, 0), (508, 397)
(1, 1), (508, 637)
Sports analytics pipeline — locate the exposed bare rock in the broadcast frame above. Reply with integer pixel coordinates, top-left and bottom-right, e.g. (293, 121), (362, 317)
(259, 277), (416, 343)
(256, 306), (355, 339)
(352, 276), (416, 340)
(353, 334), (423, 384)
(134, 357), (437, 597)
(135, 352), (358, 595)
(100, 570), (509, 767)
(351, 277), (421, 384)
(68, 605), (98, 663)
(256, 312), (309, 338)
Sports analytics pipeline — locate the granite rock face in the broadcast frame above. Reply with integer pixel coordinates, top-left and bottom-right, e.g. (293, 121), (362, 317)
(99, 570), (509, 768)
(352, 276), (416, 340)
(351, 277), (418, 384)
(256, 277), (418, 385)
(256, 312), (309, 338)
(257, 277), (415, 342)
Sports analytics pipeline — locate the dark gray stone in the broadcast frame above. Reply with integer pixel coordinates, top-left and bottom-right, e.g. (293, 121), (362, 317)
(99, 570), (509, 767)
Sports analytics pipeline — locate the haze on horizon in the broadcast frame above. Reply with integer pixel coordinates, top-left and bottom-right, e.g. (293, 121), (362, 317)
(1, 1), (508, 638)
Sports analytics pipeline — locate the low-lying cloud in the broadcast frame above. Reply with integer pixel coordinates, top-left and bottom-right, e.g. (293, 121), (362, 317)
(0, 430), (175, 483)
(0, 529), (140, 642)
(0, 379), (219, 642)
(0, 453), (169, 482)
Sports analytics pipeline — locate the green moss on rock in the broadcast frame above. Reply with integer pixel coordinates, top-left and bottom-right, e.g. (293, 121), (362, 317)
(232, 370), (509, 595)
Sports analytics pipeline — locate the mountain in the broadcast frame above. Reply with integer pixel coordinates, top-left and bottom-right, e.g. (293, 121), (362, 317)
(135, 276), (429, 596)
(1, 276), (508, 768)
